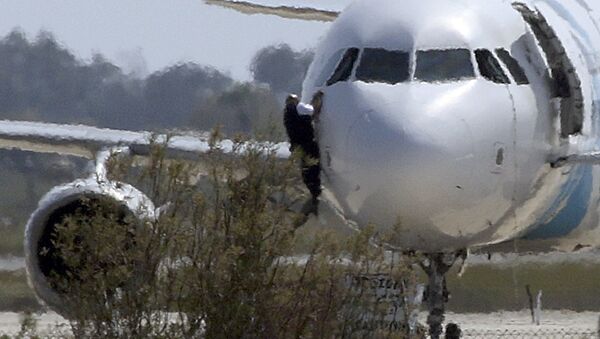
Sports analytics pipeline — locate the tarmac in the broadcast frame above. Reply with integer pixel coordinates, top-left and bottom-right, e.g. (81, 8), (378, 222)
(0, 310), (597, 337)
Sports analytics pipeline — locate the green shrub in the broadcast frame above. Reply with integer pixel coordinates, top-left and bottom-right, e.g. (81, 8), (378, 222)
(46, 134), (418, 338)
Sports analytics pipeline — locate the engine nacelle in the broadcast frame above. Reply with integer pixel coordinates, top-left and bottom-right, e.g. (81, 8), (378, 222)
(24, 178), (155, 315)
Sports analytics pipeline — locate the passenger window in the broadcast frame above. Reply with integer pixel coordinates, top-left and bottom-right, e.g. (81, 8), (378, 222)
(355, 48), (410, 84)
(475, 49), (510, 84)
(326, 48), (359, 86)
(415, 49), (475, 82)
(495, 48), (529, 85)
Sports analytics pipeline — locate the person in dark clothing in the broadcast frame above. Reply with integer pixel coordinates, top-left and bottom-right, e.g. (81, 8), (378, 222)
(284, 94), (321, 215)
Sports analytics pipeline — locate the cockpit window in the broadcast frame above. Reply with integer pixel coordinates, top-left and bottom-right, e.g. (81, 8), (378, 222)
(475, 49), (510, 84)
(355, 48), (410, 84)
(495, 48), (529, 85)
(415, 49), (475, 82)
(315, 49), (345, 87)
(326, 48), (359, 86)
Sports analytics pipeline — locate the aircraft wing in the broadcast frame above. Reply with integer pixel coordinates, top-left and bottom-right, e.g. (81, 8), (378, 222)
(0, 120), (291, 160)
(204, 0), (350, 21)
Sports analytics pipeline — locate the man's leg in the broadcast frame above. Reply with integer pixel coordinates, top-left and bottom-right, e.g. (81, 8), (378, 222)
(300, 152), (321, 215)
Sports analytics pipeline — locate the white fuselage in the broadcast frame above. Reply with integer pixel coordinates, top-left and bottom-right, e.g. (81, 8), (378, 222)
(300, 0), (600, 252)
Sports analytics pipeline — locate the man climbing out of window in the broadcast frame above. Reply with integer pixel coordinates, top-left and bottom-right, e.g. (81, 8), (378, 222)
(284, 94), (321, 216)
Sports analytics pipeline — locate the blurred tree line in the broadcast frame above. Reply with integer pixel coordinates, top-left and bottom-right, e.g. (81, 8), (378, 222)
(0, 29), (314, 136)
(0, 29), (315, 255)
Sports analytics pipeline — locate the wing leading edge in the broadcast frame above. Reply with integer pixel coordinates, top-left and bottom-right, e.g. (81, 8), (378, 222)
(204, 0), (342, 21)
(0, 120), (290, 160)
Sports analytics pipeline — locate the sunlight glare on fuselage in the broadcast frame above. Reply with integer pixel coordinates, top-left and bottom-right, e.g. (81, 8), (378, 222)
(425, 80), (477, 114)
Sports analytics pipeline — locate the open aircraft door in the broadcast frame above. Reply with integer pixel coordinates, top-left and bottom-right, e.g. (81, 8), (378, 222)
(513, 2), (585, 138)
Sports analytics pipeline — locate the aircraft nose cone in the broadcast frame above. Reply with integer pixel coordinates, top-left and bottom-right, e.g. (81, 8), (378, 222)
(339, 102), (475, 242)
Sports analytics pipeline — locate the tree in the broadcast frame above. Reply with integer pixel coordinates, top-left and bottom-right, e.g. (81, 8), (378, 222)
(192, 83), (283, 139)
(143, 63), (232, 129)
(250, 44), (314, 98)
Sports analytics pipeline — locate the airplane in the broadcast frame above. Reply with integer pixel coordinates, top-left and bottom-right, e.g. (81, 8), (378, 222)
(0, 0), (599, 337)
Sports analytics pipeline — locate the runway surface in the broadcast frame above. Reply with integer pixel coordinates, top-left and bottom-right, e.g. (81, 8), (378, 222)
(0, 311), (597, 337)
(4, 250), (600, 271)
(439, 310), (599, 337)
(0, 256), (24, 272)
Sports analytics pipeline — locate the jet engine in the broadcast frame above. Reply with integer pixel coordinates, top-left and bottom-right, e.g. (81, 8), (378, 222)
(24, 177), (155, 314)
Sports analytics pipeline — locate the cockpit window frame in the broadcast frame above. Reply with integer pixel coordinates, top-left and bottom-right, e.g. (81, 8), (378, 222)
(495, 48), (530, 85)
(318, 46), (528, 87)
(349, 48), (363, 81)
(315, 48), (346, 88)
(326, 47), (360, 87)
(474, 49), (511, 84)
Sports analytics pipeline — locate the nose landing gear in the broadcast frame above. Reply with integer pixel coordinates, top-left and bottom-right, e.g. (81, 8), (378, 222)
(419, 251), (467, 339)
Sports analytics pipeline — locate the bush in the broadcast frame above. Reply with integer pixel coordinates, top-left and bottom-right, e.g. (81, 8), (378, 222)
(46, 134), (420, 338)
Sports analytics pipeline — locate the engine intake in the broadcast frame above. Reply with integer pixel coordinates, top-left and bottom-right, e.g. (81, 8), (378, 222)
(24, 178), (155, 315)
